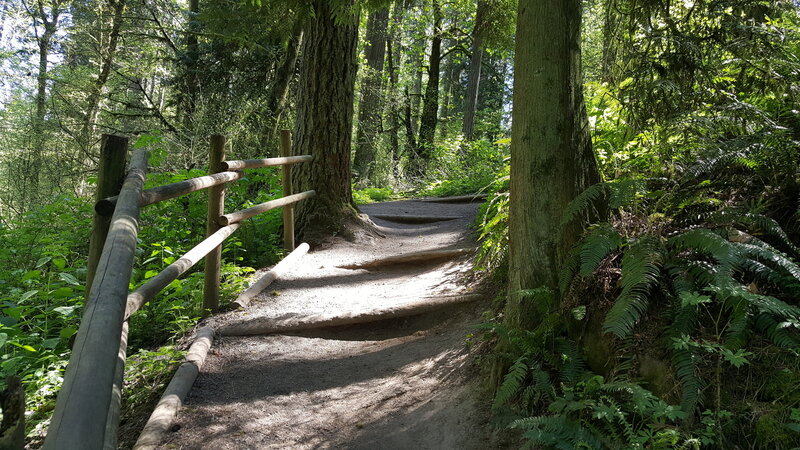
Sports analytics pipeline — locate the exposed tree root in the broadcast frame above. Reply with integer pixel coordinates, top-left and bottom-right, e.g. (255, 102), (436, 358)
(371, 214), (461, 224)
(336, 247), (474, 270)
(218, 293), (483, 336)
(419, 194), (488, 203)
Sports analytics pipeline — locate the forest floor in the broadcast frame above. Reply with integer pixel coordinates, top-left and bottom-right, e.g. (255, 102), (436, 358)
(151, 198), (503, 449)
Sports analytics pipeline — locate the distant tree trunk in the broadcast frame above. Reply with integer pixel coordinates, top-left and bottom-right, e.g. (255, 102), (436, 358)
(28, 0), (62, 207)
(601, 0), (620, 83)
(385, 1), (405, 177)
(416, 0), (442, 165)
(183, 0), (199, 129)
(266, 15), (304, 144)
(462, 0), (487, 141)
(353, 6), (390, 185)
(504, 0), (602, 332)
(81, 0), (126, 158)
(292, 0), (360, 243)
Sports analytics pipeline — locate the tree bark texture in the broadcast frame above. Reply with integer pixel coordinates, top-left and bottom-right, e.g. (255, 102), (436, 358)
(505, 0), (602, 331)
(416, 0), (442, 164)
(462, 0), (487, 141)
(385, 1), (404, 175)
(353, 6), (389, 184)
(291, 0), (360, 243)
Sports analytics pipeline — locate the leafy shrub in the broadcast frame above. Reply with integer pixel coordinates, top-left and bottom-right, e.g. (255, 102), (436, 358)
(352, 186), (394, 204)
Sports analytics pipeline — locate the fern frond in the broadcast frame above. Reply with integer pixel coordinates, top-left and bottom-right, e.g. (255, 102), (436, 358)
(561, 182), (609, 228)
(511, 415), (605, 450)
(754, 313), (800, 349)
(557, 338), (587, 384)
(603, 236), (664, 337)
(494, 356), (530, 409)
(723, 301), (751, 350)
(670, 228), (741, 271)
(709, 284), (800, 321)
(560, 244), (581, 295)
(736, 240), (800, 283)
(672, 348), (703, 414)
(579, 224), (623, 277)
(709, 210), (800, 256)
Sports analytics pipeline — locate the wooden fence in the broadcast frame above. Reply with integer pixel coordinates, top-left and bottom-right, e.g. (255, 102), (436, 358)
(41, 131), (314, 449)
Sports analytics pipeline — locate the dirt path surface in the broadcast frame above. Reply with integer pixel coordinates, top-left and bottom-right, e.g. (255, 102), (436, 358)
(157, 199), (498, 449)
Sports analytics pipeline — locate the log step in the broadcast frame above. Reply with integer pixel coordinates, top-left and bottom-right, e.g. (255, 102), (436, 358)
(219, 293), (483, 336)
(419, 194), (488, 203)
(336, 248), (474, 270)
(370, 214), (462, 224)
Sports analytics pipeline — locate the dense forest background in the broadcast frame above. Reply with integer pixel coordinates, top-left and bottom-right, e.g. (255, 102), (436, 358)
(0, 0), (798, 447)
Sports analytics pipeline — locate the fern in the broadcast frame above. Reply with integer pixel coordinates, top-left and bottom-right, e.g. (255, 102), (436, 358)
(510, 415), (604, 450)
(494, 356), (530, 410)
(603, 236), (663, 337)
(579, 224), (623, 277)
(671, 348), (703, 414)
(557, 338), (587, 384)
(753, 313), (800, 349)
(670, 228), (741, 272)
(560, 182), (609, 228)
(735, 240), (800, 282)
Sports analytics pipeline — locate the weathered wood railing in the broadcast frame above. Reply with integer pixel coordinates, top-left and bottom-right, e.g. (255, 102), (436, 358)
(42, 131), (314, 449)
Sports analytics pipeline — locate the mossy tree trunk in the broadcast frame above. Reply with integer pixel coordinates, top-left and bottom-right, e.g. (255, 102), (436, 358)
(291, 0), (360, 243)
(504, 0), (602, 331)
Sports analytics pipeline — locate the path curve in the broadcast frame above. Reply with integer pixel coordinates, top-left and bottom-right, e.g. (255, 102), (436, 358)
(155, 199), (495, 449)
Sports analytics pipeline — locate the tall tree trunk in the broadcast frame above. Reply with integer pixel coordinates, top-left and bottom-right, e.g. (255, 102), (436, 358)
(353, 6), (390, 185)
(291, 0), (360, 243)
(601, 0), (620, 83)
(504, 0), (602, 332)
(416, 0), (442, 165)
(183, 0), (199, 130)
(266, 15), (304, 144)
(462, 0), (487, 141)
(81, 0), (126, 158)
(385, 1), (405, 178)
(29, 0), (62, 208)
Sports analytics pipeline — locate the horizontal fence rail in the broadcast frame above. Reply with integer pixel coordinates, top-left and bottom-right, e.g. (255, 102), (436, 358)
(44, 130), (314, 449)
(219, 190), (316, 226)
(222, 154), (312, 171)
(95, 170), (245, 215)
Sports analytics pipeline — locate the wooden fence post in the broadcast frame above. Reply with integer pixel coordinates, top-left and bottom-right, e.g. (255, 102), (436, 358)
(203, 135), (225, 315)
(87, 135), (128, 297)
(280, 130), (295, 251)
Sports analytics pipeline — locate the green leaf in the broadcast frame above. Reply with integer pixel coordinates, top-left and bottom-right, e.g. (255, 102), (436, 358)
(53, 258), (67, 269)
(42, 338), (61, 349)
(53, 306), (77, 316)
(59, 272), (80, 285)
(20, 290), (39, 302)
(22, 270), (41, 281)
(35, 256), (52, 268)
(59, 327), (77, 339)
(144, 270), (160, 279)
(0, 333), (6, 350)
(11, 342), (36, 352)
(52, 287), (74, 298)
(679, 292), (711, 307)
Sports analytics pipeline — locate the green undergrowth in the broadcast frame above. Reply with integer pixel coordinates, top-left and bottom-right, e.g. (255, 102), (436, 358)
(418, 138), (508, 198)
(1, 137), (289, 441)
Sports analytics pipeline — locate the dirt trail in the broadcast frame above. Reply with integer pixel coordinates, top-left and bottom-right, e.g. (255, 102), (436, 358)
(157, 199), (498, 449)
